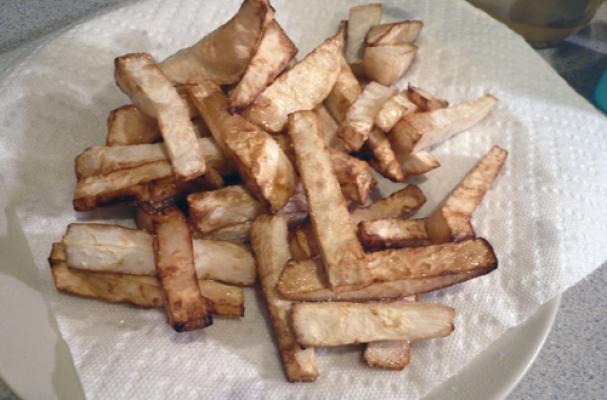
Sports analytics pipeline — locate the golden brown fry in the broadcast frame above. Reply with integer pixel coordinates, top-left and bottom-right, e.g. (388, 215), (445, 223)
(153, 207), (212, 331)
(229, 20), (298, 111)
(189, 83), (296, 212)
(277, 238), (497, 301)
(325, 55), (361, 123)
(197, 222), (252, 243)
(49, 243), (243, 316)
(288, 111), (370, 288)
(115, 53), (206, 180)
(427, 146), (507, 243)
(160, 0), (274, 85)
(75, 137), (232, 179)
(338, 81), (395, 151)
(365, 20), (423, 46)
(363, 44), (417, 86)
(363, 340), (411, 370)
(351, 185), (426, 225)
(406, 85), (449, 112)
(244, 27), (344, 133)
(250, 215), (318, 382)
(63, 223), (256, 285)
(329, 149), (376, 204)
(106, 105), (160, 146)
(359, 218), (431, 251)
(367, 127), (404, 182)
(292, 301), (455, 346)
(400, 151), (440, 176)
(375, 91), (417, 132)
(346, 3), (382, 62)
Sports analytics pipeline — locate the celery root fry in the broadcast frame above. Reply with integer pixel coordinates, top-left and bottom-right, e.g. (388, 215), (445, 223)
(359, 218), (431, 250)
(427, 145), (508, 243)
(153, 207), (212, 331)
(351, 185), (426, 225)
(288, 110), (370, 288)
(250, 215), (318, 382)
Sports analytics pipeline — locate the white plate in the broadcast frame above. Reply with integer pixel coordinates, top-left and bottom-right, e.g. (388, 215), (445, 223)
(0, 213), (559, 400)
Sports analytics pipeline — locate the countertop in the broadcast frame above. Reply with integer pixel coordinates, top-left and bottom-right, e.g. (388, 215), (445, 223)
(1, 1), (606, 399)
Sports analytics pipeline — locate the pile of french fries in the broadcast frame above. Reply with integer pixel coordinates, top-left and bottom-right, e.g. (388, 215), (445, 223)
(50, 0), (509, 382)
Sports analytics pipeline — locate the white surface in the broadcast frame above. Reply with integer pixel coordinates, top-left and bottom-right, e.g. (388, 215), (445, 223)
(0, 0), (606, 399)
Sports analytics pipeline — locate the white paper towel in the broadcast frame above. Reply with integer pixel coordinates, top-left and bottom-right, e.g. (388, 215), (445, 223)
(1, 0), (606, 398)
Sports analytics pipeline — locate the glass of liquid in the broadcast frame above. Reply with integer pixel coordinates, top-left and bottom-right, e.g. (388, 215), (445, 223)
(467, 0), (604, 47)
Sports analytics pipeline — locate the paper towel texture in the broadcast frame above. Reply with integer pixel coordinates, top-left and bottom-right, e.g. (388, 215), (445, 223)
(1, 0), (606, 399)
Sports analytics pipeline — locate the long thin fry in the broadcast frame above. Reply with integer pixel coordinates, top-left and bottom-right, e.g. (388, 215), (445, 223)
(325, 54), (361, 123)
(292, 301), (454, 346)
(288, 110), (370, 288)
(359, 218), (431, 251)
(153, 207), (212, 331)
(115, 53), (206, 180)
(351, 185), (426, 225)
(49, 243), (243, 316)
(250, 215), (319, 382)
(427, 145), (507, 243)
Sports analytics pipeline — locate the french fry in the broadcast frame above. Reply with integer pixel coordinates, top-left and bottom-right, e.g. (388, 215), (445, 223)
(351, 185), (426, 225)
(288, 110), (371, 288)
(197, 222), (252, 243)
(346, 3), (382, 63)
(288, 224), (319, 261)
(406, 85), (449, 112)
(277, 238), (497, 301)
(375, 91), (417, 132)
(159, 0), (274, 85)
(106, 105), (160, 146)
(390, 94), (498, 156)
(62, 223), (256, 285)
(329, 149), (377, 204)
(134, 199), (176, 233)
(363, 44), (417, 86)
(115, 53), (207, 180)
(338, 81), (396, 151)
(244, 27), (344, 133)
(189, 83), (297, 212)
(365, 20), (423, 46)
(75, 137), (232, 179)
(250, 215), (319, 382)
(188, 186), (267, 235)
(400, 151), (440, 176)
(315, 105), (345, 150)
(229, 20), (298, 111)
(325, 54), (361, 123)
(427, 146), (507, 243)
(292, 301), (454, 346)
(50, 243), (244, 316)
(152, 207), (212, 331)
(367, 127), (404, 182)
(359, 218), (431, 250)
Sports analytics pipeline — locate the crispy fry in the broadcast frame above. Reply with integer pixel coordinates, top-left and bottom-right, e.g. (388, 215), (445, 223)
(250, 215), (319, 382)
(325, 54), (361, 123)
(365, 20), (423, 46)
(159, 0), (274, 85)
(115, 53), (206, 180)
(49, 243), (243, 316)
(229, 20), (298, 111)
(329, 149), (376, 204)
(427, 146), (507, 243)
(288, 110), (370, 288)
(400, 151), (440, 176)
(406, 85), (449, 112)
(367, 127), (404, 182)
(188, 186), (267, 235)
(189, 83), (296, 212)
(277, 238), (497, 301)
(197, 222), (252, 243)
(359, 218), (431, 250)
(75, 137), (232, 179)
(363, 44), (417, 86)
(244, 27), (344, 133)
(346, 3), (382, 62)
(390, 94), (497, 156)
(63, 223), (255, 285)
(338, 81), (395, 151)
(292, 301), (454, 346)
(375, 91), (417, 132)
(106, 105), (160, 146)
(152, 207), (212, 331)
(351, 185), (426, 225)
